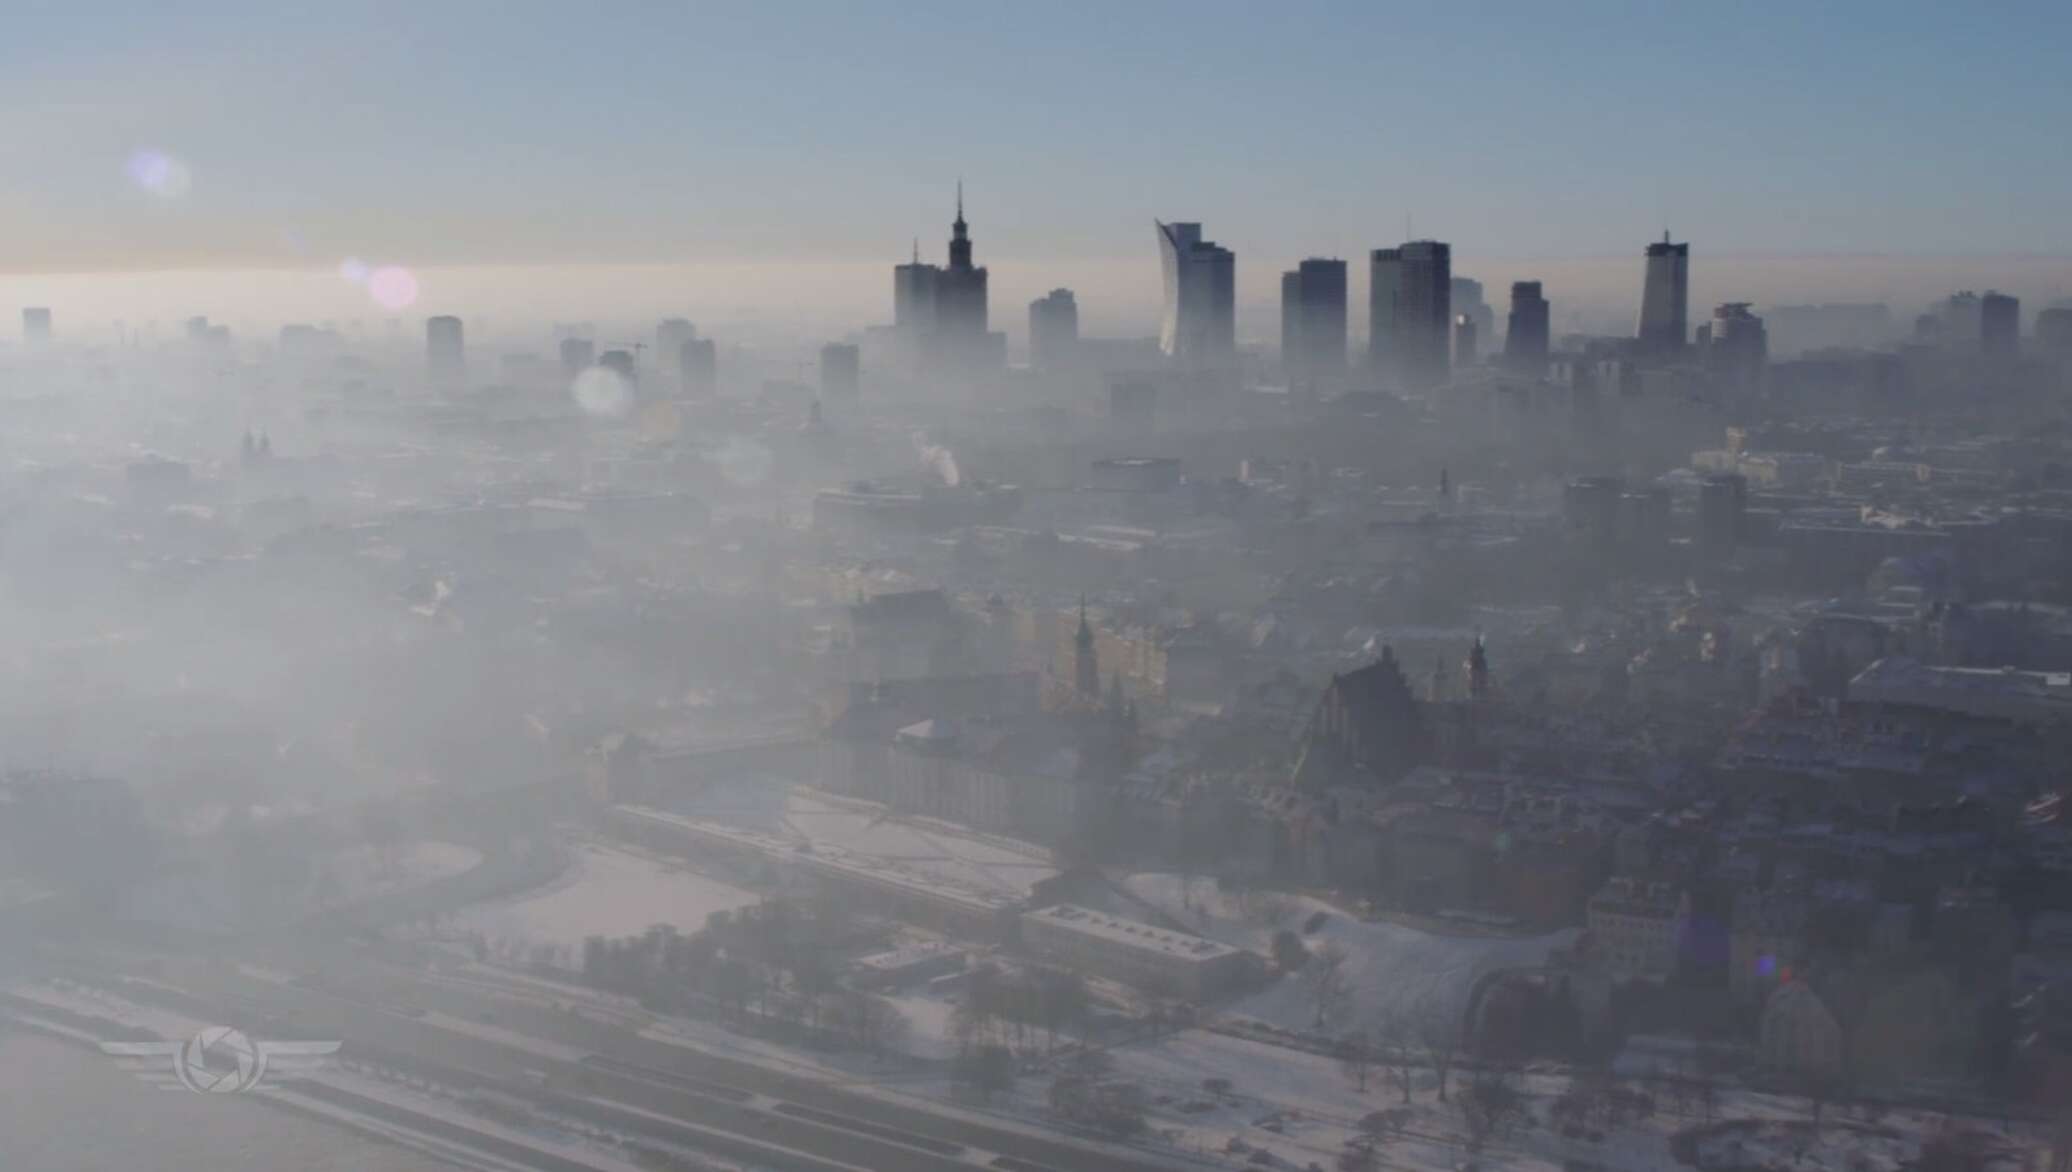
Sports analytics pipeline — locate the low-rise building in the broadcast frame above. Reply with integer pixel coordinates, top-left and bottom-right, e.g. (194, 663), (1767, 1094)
(1586, 877), (1690, 982)
(1020, 904), (1251, 999)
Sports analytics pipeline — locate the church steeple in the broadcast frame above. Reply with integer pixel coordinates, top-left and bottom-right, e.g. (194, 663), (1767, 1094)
(1074, 595), (1099, 698)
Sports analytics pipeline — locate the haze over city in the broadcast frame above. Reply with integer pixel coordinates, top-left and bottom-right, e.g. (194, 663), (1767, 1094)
(5, 5), (2072, 1172)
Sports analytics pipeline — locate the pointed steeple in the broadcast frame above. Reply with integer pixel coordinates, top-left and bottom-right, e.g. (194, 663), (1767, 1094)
(947, 180), (973, 271)
(1074, 595), (1099, 698)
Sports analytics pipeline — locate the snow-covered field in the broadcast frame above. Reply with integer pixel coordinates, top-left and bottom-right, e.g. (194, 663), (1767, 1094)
(1124, 873), (1573, 1030)
(455, 841), (762, 955)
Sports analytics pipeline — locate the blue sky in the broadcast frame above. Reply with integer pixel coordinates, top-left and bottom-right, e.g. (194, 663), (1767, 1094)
(4, 0), (2068, 272)
(1, 1), (2068, 339)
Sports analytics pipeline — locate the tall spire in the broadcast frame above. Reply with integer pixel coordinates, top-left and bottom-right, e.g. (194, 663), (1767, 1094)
(912, 237), (919, 264)
(956, 179), (964, 226)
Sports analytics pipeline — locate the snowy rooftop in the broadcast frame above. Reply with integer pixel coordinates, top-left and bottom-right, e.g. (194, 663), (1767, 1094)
(1025, 904), (1242, 962)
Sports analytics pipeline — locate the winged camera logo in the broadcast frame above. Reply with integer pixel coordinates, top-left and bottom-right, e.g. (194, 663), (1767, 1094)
(100, 1026), (340, 1093)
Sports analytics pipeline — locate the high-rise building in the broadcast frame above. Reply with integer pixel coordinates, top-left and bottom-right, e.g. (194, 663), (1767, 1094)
(1395, 240), (1452, 391)
(426, 315), (464, 387)
(1368, 248), (1403, 380)
(2036, 307), (2072, 359)
(1028, 288), (1079, 371)
(559, 337), (596, 377)
(1982, 291), (2020, 357)
(679, 338), (717, 397)
(893, 243), (938, 337)
(820, 342), (860, 398)
(889, 186), (1001, 374)
(598, 349), (636, 383)
(1156, 221), (1236, 363)
(1703, 303), (1767, 392)
(657, 318), (697, 373)
(21, 308), (51, 343)
(1638, 233), (1691, 356)
(1504, 281), (1550, 377)
(934, 184), (990, 360)
(1450, 277), (1495, 350)
(1453, 313), (1478, 368)
(1280, 257), (1348, 390)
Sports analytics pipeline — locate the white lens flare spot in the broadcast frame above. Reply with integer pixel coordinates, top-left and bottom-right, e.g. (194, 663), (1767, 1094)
(338, 257), (370, 284)
(366, 266), (419, 310)
(572, 367), (635, 418)
(126, 150), (193, 198)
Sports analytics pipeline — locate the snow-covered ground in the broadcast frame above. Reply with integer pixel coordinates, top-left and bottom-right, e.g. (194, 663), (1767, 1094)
(455, 841), (762, 957)
(677, 781), (1060, 902)
(1124, 873), (1573, 1031)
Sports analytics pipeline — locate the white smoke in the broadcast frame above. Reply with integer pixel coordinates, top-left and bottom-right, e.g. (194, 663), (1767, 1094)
(912, 431), (960, 488)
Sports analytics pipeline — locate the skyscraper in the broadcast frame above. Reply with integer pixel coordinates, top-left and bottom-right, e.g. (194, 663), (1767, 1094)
(559, 337), (595, 377)
(1982, 291), (2020, 357)
(21, 308), (50, 343)
(679, 338), (717, 397)
(657, 318), (697, 374)
(1504, 281), (1550, 377)
(820, 342), (860, 398)
(1156, 221), (1236, 364)
(1028, 288), (1079, 371)
(1280, 258), (1348, 390)
(1395, 240), (1452, 391)
(889, 185), (1001, 374)
(1703, 303), (1767, 392)
(426, 315), (464, 387)
(2036, 307), (2072, 359)
(893, 242), (938, 337)
(1368, 248), (1402, 380)
(1453, 314), (1478, 369)
(933, 184), (990, 362)
(1638, 233), (1690, 356)
(1450, 277), (1495, 349)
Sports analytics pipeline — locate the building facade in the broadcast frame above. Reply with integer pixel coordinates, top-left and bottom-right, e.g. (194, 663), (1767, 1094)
(1281, 257), (1348, 391)
(1637, 234), (1690, 356)
(1504, 280), (1550, 377)
(1156, 221), (1236, 364)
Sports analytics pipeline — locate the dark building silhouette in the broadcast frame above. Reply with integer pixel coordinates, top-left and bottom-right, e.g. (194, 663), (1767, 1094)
(1701, 302), (1767, 392)
(820, 342), (860, 398)
(1504, 280), (1550, 377)
(559, 337), (596, 378)
(1368, 247), (1402, 382)
(2037, 307), (2072, 359)
(1280, 257), (1348, 392)
(426, 315), (464, 387)
(657, 318), (697, 375)
(1638, 233), (1690, 356)
(1396, 240), (1452, 391)
(890, 186), (1002, 374)
(1453, 313), (1478, 368)
(1074, 598), (1099, 698)
(679, 338), (717, 397)
(21, 307), (50, 343)
(1156, 221), (1236, 364)
(1982, 291), (2020, 357)
(1292, 646), (1426, 788)
(598, 349), (636, 383)
(1028, 288), (1079, 371)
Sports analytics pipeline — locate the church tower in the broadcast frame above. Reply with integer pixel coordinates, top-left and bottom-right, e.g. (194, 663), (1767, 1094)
(1074, 596), (1099, 698)
(1466, 634), (1491, 702)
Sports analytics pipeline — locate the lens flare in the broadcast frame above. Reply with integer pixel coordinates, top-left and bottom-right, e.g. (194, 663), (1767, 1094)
(126, 150), (192, 198)
(572, 367), (635, 418)
(366, 266), (419, 310)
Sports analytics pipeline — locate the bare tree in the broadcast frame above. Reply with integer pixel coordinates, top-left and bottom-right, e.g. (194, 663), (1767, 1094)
(1377, 1013), (1418, 1105)
(1306, 941), (1352, 1030)
(1417, 998), (1463, 1103)
(1339, 1027), (1374, 1093)
(1457, 1067), (1526, 1153)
